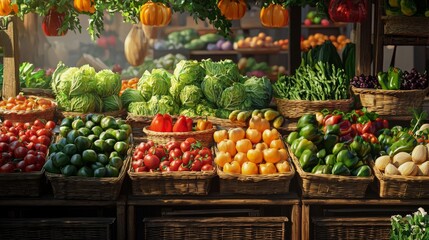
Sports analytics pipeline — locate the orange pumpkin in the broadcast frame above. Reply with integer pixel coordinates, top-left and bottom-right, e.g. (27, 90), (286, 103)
(260, 4), (289, 28)
(140, 1), (172, 26)
(74, 0), (96, 14)
(217, 0), (246, 20)
(0, 0), (17, 16)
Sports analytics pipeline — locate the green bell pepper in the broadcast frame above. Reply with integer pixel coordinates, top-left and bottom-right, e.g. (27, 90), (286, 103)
(370, 142), (382, 157)
(316, 149), (326, 159)
(352, 165), (372, 177)
(297, 114), (317, 130)
(388, 137), (417, 157)
(350, 136), (371, 159)
(336, 149), (359, 168)
(325, 154), (336, 166)
(332, 142), (347, 155)
(299, 124), (320, 141)
(325, 124), (340, 135)
(312, 165), (332, 174)
(299, 149), (319, 171)
(400, 0), (417, 16)
(354, 160), (364, 169)
(294, 138), (317, 158)
(387, 66), (403, 90)
(286, 132), (299, 145)
(324, 134), (339, 154)
(377, 72), (389, 90)
(290, 137), (304, 154)
(332, 162), (351, 176)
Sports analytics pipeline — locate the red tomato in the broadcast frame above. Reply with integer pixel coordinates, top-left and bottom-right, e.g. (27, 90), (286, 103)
(180, 141), (191, 153)
(25, 141), (35, 150)
(132, 159), (144, 170)
(37, 135), (51, 146)
(36, 128), (51, 138)
(166, 141), (181, 152)
(29, 135), (37, 143)
(16, 94), (26, 101)
(135, 166), (149, 172)
(0, 142), (9, 152)
(16, 160), (27, 171)
(36, 151), (46, 158)
(185, 137), (197, 144)
(132, 151), (145, 161)
(9, 140), (24, 152)
(27, 150), (36, 155)
(178, 165), (190, 171)
(34, 163), (43, 171)
(1, 152), (12, 163)
(0, 134), (9, 143)
(201, 164), (214, 171)
(45, 121), (56, 129)
(33, 119), (45, 128)
(20, 135), (29, 143)
(182, 151), (194, 165)
(0, 162), (15, 173)
(3, 120), (12, 128)
(199, 147), (212, 157)
(143, 154), (160, 170)
(24, 164), (37, 172)
(35, 154), (45, 165)
(169, 148), (182, 159)
(196, 154), (213, 166)
(14, 122), (24, 130)
(14, 146), (28, 159)
(34, 144), (48, 154)
(146, 140), (155, 148)
(159, 161), (170, 172)
(136, 142), (150, 153)
(190, 160), (202, 171)
(24, 154), (36, 165)
(8, 127), (18, 136)
(24, 122), (31, 129)
(169, 159), (182, 171)
(9, 136), (18, 143)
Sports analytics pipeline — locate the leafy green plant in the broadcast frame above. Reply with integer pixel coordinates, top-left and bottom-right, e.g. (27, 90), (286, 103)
(391, 208), (429, 240)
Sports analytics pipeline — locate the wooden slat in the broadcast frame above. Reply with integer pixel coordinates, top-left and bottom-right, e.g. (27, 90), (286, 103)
(0, 16), (19, 99)
(355, 2), (373, 75)
(288, 6), (301, 75)
(302, 198), (429, 205)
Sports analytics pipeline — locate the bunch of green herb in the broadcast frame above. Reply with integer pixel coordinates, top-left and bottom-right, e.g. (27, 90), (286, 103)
(391, 208), (429, 240)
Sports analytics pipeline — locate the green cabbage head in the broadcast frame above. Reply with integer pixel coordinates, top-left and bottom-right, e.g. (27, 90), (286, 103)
(95, 69), (121, 97)
(243, 76), (273, 109)
(121, 89), (145, 109)
(174, 60), (205, 85)
(180, 85), (202, 108)
(201, 74), (233, 105)
(219, 83), (248, 110)
(103, 95), (123, 112)
(70, 94), (100, 113)
(69, 65), (97, 96)
(138, 69), (172, 100)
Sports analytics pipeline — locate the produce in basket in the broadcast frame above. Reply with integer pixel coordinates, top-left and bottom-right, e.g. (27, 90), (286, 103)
(228, 108), (284, 129)
(0, 94), (54, 111)
(148, 113), (213, 133)
(131, 138), (214, 172)
(44, 114), (132, 177)
(0, 119), (55, 173)
(215, 115), (292, 175)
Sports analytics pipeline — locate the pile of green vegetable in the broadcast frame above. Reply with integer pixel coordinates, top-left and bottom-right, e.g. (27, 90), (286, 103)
(123, 59), (274, 119)
(121, 53), (187, 78)
(385, 0), (429, 17)
(153, 29), (223, 51)
(51, 62), (123, 113)
(44, 114), (131, 177)
(0, 62), (53, 90)
(273, 41), (352, 101)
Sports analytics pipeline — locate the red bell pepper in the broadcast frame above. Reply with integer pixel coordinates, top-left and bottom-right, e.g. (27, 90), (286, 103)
(339, 120), (352, 136)
(362, 121), (376, 134)
(324, 115), (343, 126)
(173, 116), (192, 132)
(356, 123), (364, 135)
(149, 114), (173, 132)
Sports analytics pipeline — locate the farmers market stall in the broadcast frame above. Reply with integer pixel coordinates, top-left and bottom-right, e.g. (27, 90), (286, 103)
(1, 0), (429, 240)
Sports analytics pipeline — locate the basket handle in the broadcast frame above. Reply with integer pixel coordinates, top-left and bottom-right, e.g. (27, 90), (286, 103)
(389, 45), (397, 68)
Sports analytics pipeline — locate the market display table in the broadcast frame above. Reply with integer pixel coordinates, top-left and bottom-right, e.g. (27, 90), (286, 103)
(301, 197), (429, 240)
(0, 195), (126, 240)
(127, 193), (301, 240)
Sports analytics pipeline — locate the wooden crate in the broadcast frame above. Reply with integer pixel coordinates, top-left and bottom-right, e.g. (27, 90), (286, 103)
(312, 217), (391, 240)
(143, 217), (288, 240)
(0, 218), (115, 240)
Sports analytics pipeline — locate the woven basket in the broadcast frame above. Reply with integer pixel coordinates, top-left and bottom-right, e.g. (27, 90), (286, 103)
(217, 161), (295, 195)
(57, 109), (127, 121)
(207, 116), (247, 129)
(0, 102), (56, 123)
(382, 16), (429, 37)
(290, 149), (373, 198)
(313, 217), (391, 240)
(143, 127), (216, 147)
(144, 217), (288, 240)
(274, 97), (354, 119)
(352, 87), (429, 116)
(370, 160), (429, 198)
(128, 166), (216, 196)
(0, 170), (44, 197)
(45, 157), (129, 200)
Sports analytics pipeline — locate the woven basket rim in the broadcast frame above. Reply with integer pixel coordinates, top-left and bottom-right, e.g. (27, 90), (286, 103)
(60, 108), (127, 116)
(143, 126), (216, 137)
(274, 97), (354, 104)
(216, 159), (295, 181)
(370, 159), (429, 182)
(381, 16), (429, 21)
(352, 86), (429, 95)
(128, 166), (216, 179)
(290, 147), (374, 182)
(0, 101), (57, 115)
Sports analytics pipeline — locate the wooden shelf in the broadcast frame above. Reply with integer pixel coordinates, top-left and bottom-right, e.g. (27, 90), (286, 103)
(302, 198), (429, 206)
(383, 35), (429, 46)
(301, 23), (349, 29)
(190, 50), (238, 55)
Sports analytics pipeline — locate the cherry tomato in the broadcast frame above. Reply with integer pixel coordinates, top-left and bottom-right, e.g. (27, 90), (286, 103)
(29, 135), (37, 143)
(24, 122), (31, 129)
(16, 160), (27, 171)
(185, 137), (197, 144)
(0, 134), (9, 143)
(24, 164), (37, 172)
(169, 148), (182, 159)
(169, 159), (182, 171)
(24, 154), (37, 165)
(14, 146), (29, 159)
(33, 119), (45, 128)
(143, 154), (160, 170)
(35, 154), (45, 165)
(45, 121), (56, 129)
(9, 136), (18, 143)
(132, 159), (144, 170)
(199, 147), (212, 157)
(37, 135), (51, 146)
(132, 151), (145, 161)
(36, 128), (51, 138)
(9, 140), (24, 152)
(159, 161), (170, 172)
(166, 141), (181, 151)
(180, 141), (191, 153)
(182, 151), (194, 165)
(0, 142), (9, 152)
(190, 160), (202, 171)
(135, 166), (149, 172)
(16, 94), (26, 102)
(0, 162), (15, 173)
(3, 120), (13, 128)
(201, 164), (214, 171)
(178, 165), (190, 171)
(8, 127), (18, 136)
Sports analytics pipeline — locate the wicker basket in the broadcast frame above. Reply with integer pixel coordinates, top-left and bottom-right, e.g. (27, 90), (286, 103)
(0, 218), (115, 240)
(370, 160), (429, 198)
(207, 116), (247, 129)
(352, 87), (429, 116)
(57, 109), (127, 121)
(0, 170), (44, 197)
(217, 161), (295, 195)
(382, 16), (429, 37)
(0, 102), (56, 123)
(144, 217), (288, 240)
(143, 127), (216, 147)
(45, 157), (129, 200)
(128, 166), (216, 196)
(274, 97), (354, 119)
(313, 217), (391, 240)
(290, 149), (373, 198)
